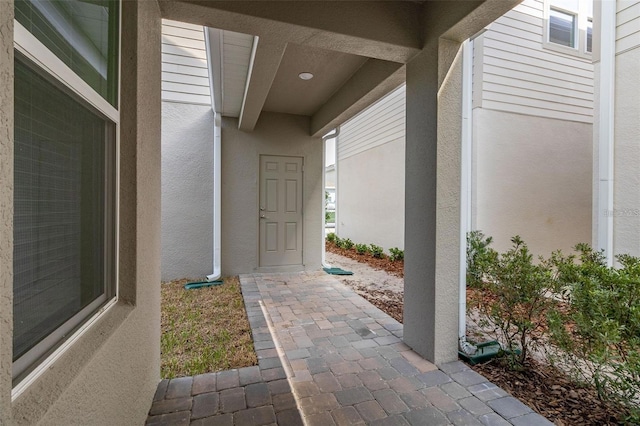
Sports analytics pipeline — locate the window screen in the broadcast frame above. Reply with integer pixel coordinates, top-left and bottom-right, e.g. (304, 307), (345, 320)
(15, 0), (119, 106)
(13, 56), (115, 374)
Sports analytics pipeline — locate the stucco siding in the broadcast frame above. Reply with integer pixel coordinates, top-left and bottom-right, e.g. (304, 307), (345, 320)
(337, 138), (405, 251)
(161, 103), (214, 280)
(221, 112), (323, 275)
(0, 2), (14, 422)
(473, 0), (594, 123)
(162, 19), (210, 105)
(474, 108), (592, 255)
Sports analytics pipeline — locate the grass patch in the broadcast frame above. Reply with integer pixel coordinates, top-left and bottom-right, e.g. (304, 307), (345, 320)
(161, 276), (258, 379)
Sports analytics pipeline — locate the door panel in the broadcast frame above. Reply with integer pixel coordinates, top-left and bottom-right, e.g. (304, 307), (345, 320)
(259, 155), (303, 266)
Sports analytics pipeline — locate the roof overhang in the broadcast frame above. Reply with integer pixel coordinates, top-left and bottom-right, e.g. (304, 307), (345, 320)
(161, 0), (522, 136)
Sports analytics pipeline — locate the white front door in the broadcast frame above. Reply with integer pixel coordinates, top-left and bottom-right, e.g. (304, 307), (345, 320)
(259, 155), (303, 267)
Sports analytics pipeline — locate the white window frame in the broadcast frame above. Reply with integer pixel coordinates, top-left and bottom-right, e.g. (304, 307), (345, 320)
(11, 3), (121, 395)
(543, 0), (593, 58)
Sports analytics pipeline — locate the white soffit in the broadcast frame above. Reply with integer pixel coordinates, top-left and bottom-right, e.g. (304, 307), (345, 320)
(207, 27), (255, 117)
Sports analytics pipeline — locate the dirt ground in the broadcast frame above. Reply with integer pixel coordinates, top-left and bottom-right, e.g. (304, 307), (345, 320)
(325, 251), (404, 322)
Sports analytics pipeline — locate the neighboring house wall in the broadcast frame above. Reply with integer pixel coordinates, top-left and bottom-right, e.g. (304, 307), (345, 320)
(335, 0), (593, 257)
(612, 1), (640, 256)
(325, 165), (336, 189)
(161, 20), (214, 280)
(221, 112), (323, 275)
(161, 20), (211, 106)
(473, 0), (593, 255)
(337, 85), (406, 251)
(473, 109), (592, 254)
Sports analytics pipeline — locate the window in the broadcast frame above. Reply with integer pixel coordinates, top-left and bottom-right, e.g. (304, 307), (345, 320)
(15, 0), (119, 106)
(587, 18), (593, 53)
(549, 8), (576, 47)
(12, 0), (119, 383)
(544, 0), (593, 56)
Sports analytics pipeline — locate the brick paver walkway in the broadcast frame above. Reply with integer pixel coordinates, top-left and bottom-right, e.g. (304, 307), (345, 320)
(147, 271), (552, 425)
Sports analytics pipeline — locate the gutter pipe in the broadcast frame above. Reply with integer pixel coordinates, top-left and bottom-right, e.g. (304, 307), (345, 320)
(596, 0), (616, 266)
(322, 127), (340, 269)
(206, 112), (222, 282)
(459, 39), (476, 355)
(204, 27), (223, 282)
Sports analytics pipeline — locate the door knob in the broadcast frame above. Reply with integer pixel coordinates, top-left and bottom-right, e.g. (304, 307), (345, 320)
(260, 214), (269, 219)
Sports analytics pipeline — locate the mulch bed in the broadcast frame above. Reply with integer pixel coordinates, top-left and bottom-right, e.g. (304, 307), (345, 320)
(350, 284), (403, 323)
(473, 359), (627, 425)
(326, 242), (404, 277)
(326, 244), (630, 425)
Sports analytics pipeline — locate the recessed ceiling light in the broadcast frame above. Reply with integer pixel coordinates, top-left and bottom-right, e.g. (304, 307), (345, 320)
(298, 72), (314, 80)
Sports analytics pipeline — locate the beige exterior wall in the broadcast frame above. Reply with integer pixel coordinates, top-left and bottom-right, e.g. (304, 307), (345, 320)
(613, 1), (640, 257)
(337, 139), (405, 251)
(336, 85), (405, 251)
(473, 108), (592, 255)
(160, 19), (215, 281)
(1, 2), (162, 424)
(221, 112), (324, 275)
(161, 103), (214, 280)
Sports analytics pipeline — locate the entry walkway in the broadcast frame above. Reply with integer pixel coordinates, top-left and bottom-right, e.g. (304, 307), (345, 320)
(147, 271), (551, 425)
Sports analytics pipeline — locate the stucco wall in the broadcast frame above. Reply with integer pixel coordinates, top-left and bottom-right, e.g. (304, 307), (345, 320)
(161, 103), (214, 280)
(5, 2), (162, 424)
(0, 2), (14, 422)
(337, 138), (405, 251)
(474, 108), (592, 256)
(221, 112), (323, 275)
(613, 45), (640, 257)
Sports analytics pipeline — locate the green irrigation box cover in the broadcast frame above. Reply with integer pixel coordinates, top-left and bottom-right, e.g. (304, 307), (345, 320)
(184, 280), (223, 290)
(458, 341), (502, 365)
(323, 267), (354, 275)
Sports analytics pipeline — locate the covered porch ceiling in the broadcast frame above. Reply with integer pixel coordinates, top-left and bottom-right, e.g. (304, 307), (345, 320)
(159, 0), (520, 137)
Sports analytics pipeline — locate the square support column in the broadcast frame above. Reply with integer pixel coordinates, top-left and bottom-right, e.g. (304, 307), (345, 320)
(403, 39), (464, 365)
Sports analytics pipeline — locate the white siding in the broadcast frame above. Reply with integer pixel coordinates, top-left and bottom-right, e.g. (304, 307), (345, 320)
(473, 0), (594, 123)
(161, 19), (211, 105)
(338, 85), (405, 161)
(616, 1), (640, 53)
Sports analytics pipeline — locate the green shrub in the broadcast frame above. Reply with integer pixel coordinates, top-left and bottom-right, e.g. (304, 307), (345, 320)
(547, 244), (640, 419)
(341, 238), (354, 250)
(389, 247), (404, 262)
(472, 236), (558, 369)
(326, 232), (337, 243)
(334, 236), (342, 247)
(369, 244), (384, 258)
(355, 244), (368, 255)
(466, 231), (497, 288)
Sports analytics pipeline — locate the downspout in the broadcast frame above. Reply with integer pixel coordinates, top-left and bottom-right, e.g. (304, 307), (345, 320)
(206, 113), (222, 281)
(204, 27), (223, 281)
(459, 39), (476, 355)
(596, 0), (616, 266)
(322, 127), (340, 269)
